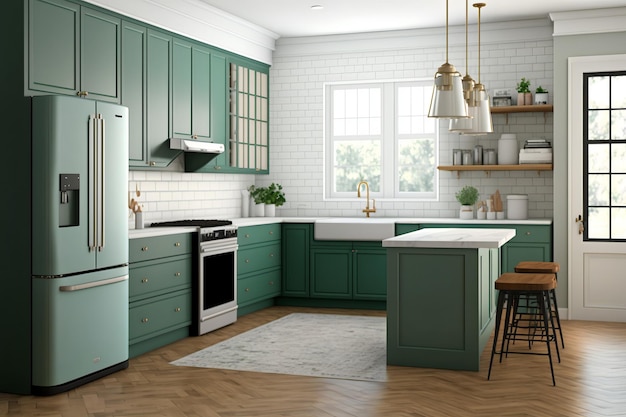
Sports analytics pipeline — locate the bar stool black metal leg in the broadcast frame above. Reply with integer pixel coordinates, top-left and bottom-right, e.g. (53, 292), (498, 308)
(550, 288), (565, 348)
(488, 290), (506, 380)
(539, 291), (556, 386)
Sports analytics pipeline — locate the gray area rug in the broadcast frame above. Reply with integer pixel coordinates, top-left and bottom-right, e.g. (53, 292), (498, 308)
(171, 313), (387, 382)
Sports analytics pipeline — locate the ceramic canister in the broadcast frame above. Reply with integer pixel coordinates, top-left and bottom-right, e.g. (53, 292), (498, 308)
(498, 133), (519, 165)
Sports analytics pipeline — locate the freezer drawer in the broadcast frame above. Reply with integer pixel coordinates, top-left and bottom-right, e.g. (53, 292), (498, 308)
(32, 266), (129, 390)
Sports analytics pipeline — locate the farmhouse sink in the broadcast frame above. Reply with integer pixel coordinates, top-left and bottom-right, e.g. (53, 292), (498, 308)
(314, 218), (396, 241)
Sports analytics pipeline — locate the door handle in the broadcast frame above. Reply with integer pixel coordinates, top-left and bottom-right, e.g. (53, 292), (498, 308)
(575, 214), (585, 235)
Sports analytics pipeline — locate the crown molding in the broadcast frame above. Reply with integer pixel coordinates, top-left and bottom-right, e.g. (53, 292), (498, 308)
(274, 18), (552, 59)
(550, 7), (626, 36)
(83, 0), (278, 64)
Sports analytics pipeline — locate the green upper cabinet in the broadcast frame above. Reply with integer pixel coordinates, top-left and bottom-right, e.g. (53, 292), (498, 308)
(145, 29), (178, 168)
(27, 0), (120, 102)
(122, 21), (147, 165)
(227, 58), (270, 174)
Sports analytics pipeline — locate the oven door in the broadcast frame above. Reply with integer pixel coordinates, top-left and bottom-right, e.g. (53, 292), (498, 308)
(198, 239), (238, 334)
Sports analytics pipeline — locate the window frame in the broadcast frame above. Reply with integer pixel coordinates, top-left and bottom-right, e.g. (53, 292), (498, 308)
(323, 79), (439, 201)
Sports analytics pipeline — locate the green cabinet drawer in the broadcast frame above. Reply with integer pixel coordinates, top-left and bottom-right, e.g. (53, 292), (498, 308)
(129, 233), (192, 263)
(509, 225), (551, 243)
(129, 256), (192, 300)
(238, 270), (281, 306)
(238, 242), (281, 275)
(238, 224), (281, 246)
(129, 290), (191, 342)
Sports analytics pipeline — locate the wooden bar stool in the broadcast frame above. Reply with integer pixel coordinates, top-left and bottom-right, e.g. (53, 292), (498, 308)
(515, 261), (564, 348)
(487, 272), (559, 386)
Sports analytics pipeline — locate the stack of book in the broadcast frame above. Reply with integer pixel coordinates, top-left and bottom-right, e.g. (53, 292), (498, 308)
(519, 139), (552, 164)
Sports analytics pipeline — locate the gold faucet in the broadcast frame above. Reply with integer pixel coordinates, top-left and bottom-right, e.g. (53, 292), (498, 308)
(357, 180), (377, 218)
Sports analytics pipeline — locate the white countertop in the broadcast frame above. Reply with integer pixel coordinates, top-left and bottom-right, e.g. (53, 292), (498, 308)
(382, 227), (516, 249)
(129, 217), (548, 239)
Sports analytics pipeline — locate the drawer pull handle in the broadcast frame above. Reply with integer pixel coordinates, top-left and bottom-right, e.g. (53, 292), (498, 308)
(269, 231), (273, 235)
(175, 307), (181, 312)
(269, 253), (274, 257)
(246, 259), (250, 263)
(141, 278), (149, 283)
(174, 272), (181, 277)
(141, 318), (149, 323)
(141, 246), (149, 251)
(269, 281), (274, 285)
(174, 242), (181, 247)
(525, 232), (531, 235)
(245, 234), (250, 238)
(245, 288), (250, 292)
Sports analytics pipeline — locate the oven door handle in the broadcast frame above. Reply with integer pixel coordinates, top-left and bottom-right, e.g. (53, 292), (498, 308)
(200, 242), (238, 256)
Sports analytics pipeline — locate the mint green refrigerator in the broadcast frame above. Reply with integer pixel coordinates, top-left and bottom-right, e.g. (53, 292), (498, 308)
(30, 96), (129, 395)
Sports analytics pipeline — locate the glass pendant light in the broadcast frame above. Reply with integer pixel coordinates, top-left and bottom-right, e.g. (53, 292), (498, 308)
(450, 0), (476, 132)
(463, 2), (493, 135)
(428, 0), (469, 119)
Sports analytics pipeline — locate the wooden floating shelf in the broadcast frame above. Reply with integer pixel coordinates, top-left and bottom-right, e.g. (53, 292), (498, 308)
(490, 104), (553, 113)
(438, 164), (553, 178)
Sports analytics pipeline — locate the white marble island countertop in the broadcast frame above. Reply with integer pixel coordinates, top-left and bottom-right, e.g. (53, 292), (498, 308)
(382, 227), (516, 249)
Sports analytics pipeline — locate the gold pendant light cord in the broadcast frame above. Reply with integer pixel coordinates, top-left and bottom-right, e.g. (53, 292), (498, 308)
(474, 3), (486, 84)
(465, 0), (469, 75)
(445, 0), (449, 63)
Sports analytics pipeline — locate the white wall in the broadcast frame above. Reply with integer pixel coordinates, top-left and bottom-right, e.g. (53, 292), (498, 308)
(264, 19), (554, 218)
(128, 18), (555, 224)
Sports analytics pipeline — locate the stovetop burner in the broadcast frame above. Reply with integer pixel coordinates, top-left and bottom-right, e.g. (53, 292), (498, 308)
(150, 219), (233, 228)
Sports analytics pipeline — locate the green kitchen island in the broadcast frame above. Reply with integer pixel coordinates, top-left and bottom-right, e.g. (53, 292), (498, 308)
(382, 228), (515, 371)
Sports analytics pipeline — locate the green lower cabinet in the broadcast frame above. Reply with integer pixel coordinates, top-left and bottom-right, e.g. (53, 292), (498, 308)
(281, 224), (311, 297)
(238, 270), (281, 306)
(237, 224), (282, 315)
(311, 247), (352, 298)
(128, 233), (193, 357)
(386, 246), (499, 371)
(310, 241), (386, 300)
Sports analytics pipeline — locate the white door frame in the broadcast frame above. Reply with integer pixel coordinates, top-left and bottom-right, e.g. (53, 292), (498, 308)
(568, 54), (626, 322)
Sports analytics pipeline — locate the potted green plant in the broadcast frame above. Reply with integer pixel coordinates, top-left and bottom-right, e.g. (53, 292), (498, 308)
(262, 183), (286, 217)
(455, 185), (479, 219)
(516, 77), (532, 105)
(248, 185), (267, 217)
(534, 86), (549, 104)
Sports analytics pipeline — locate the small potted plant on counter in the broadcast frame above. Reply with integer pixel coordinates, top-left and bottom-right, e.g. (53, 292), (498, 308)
(455, 185), (479, 220)
(534, 86), (549, 104)
(248, 185), (267, 217)
(516, 77), (531, 105)
(262, 183), (286, 217)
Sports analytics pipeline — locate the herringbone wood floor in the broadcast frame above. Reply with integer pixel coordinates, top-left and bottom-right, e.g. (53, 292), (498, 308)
(2, 306), (626, 417)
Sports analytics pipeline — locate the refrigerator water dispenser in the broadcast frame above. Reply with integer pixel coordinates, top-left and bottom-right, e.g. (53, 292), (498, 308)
(59, 174), (79, 227)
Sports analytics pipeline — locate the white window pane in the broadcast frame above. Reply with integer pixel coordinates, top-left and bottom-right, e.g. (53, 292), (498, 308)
(611, 174), (626, 205)
(358, 88), (370, 117)
(398, 116), (411, 134)
(345, 118), (358, 136)
(357, 118), (370, 135)
(611, 75), (626, 108)
(370, 118), (381, 135)
(334, 119), (346, 136)
(611, 110), (626, 139)
(588, 174), (610, 206)
(588, 207), (610, 239)
(588, 143), (609, 173)
(345, 90), (358, 118)
(398, 87), (411, 116)
(612, 208), (626, 239)
(370, 88), (381, 117)
(612, 144), (626, 174)
(334, 90), (345, 118)
(589, 76), (609, 109)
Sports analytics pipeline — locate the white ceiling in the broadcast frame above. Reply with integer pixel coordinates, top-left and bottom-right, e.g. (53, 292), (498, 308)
(195, 0), (626, 38)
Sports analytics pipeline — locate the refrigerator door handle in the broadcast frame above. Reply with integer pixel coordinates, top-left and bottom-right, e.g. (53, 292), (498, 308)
(98, 115), (105, 251)
(59, 275), (128, 292)
(88, 115), (97, 252)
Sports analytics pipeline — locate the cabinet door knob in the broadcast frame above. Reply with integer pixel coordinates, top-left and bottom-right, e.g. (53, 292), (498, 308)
(245, 288), (250, 292)
(245, 234), (250, 238)
(150, 161), (157, 166)
(76, 91), (88, 97)
(269, 231), (273, 235)
(192, 134), (198, 139)
(174, 242), (181, 247)
(141, 246), (149, 251)
(214, 166), (222, 170)
(525, 232), (531, 235)
(174, 272), (181, 277)
(269, 281), (274, 285)
(245, 259), (250, 263)
(269, 253), (274, 257)
(174, 307), (181, 312)
(141, 278), (149, 283)
(141, 318), (149, 323)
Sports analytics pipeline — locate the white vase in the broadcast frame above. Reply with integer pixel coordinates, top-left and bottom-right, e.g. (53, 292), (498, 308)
(254, 203), (265, 217)
(265, 204), (276, 217)
(535, 92), (548, 104)
(135, 212), (144, 229)
(459, 205), (474, 220)
(241, 190), (250, 218)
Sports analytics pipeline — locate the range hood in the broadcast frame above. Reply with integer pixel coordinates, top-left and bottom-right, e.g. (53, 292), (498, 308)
(170, 138), (225, 154)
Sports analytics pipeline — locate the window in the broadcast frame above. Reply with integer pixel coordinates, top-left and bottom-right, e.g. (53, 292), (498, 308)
(584, 71), (626, 240)
(325, 80), (438, 200)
